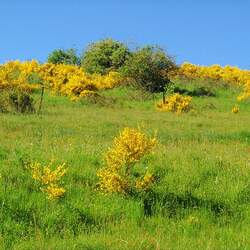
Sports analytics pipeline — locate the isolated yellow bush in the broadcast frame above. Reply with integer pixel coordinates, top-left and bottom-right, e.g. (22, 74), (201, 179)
(232, 106), (239, 114)
(97, 127), (157, 194)
(156, 93), (192, 114)
(30, 161), (67, 200)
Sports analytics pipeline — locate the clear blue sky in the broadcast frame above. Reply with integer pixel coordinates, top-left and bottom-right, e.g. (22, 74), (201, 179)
(1, 0), (249, 68)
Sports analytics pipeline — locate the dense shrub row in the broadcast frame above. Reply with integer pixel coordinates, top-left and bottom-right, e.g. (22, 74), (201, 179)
(0, 39), (249, 116)
(48, 39), (177, 94)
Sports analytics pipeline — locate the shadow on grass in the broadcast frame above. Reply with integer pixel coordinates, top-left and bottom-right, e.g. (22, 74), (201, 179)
(174, 86), (215, 97)
(143, 191), (233, 218)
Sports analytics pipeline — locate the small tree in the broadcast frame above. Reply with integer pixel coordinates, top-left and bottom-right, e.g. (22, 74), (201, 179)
(121, 46), (177, 96)
(47, 48), (80, 65)
(81, 39), (131, 74)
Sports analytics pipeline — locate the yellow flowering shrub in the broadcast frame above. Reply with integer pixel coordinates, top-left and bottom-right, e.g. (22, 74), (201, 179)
(59, 70), (122, 99)
(97, 127), (157, 194)
(97, 169), (128, 194)
(39, 63), (94, 95)
(237, 80), (250, 101)
(0, 60), (41, 92)
(38, 63), (79, 93)
(40, 63), (122, 95)
(30, 161), (67, 200)
(135, 172), (155, 191)
(91, 71), (122, 90)
(156, 93), (192, 114)
(44, 184), (67, 200)
(0, 61), (124, 100)
(232, 106), (239, 114)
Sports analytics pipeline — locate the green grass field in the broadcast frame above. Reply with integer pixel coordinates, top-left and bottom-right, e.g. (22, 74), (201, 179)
(0, 82), (249, 250)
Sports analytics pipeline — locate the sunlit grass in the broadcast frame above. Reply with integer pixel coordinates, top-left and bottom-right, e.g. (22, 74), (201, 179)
(0, 84), (249, 249)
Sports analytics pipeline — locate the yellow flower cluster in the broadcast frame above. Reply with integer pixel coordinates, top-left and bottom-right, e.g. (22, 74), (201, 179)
(178, 63), (250, 101)
(135, 173), (155, 190)
(59, 69), (122, 100)
(238, 80), (250, 101)
(97, 170), (128, 194)
(30, 161), (67, 200)
(97, 127), (157, 194)
(0, 60), (41, 92)
(0, 61), (123, 99)
(232, 106), (239, 114)
(44, 184), (66, 200)
(156, 93), (192, 114)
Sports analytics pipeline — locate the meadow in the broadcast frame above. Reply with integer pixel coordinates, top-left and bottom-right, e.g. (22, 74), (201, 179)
(0, 78), (249, 249)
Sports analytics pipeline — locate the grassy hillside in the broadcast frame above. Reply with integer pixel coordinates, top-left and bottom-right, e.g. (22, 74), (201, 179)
(0, 82), (249, 249)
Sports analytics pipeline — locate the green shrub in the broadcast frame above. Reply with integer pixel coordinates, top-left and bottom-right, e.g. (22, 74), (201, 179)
(121, 46), (177, 93)
(0, 91), (9, 113)
(47, 48), (80, 65)
(81, 39), (131, 74)
(0, 89), (35, 113)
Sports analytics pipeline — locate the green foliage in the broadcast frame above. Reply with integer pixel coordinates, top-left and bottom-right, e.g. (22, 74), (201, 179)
(0, 91), (9, 112)
(81, 39), (131, 74)
(0, 89), (35, 113)
(47, 48), (80, 65)
(121, 46), (177, 93)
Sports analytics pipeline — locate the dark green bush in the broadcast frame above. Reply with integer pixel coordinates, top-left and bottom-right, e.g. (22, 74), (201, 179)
(0, 89), (35, 113)
(174, 86), (216, 97)
(79, 92), (117, 107)
(121, 46), (177, 93)
(81, 39), (131, 74)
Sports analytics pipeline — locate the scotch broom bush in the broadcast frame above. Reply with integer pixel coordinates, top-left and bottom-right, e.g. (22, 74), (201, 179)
(97, 127), (157, 194)
(156, 93), (192, 114)
(0, 61), (124, 100)
(30, 161), (67, 200)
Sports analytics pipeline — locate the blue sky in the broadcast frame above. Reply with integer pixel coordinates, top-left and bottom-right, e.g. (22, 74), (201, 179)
(1, 0), (249, 68)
